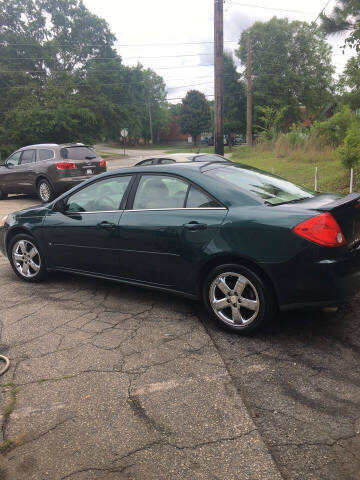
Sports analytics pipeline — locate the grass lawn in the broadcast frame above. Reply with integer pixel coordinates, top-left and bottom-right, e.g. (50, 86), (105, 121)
(231, 147), (355, 195)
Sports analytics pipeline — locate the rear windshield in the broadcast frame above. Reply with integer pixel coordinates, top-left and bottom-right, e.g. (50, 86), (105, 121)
(60, 146), (98, 160)
(205, 165), (315, 205)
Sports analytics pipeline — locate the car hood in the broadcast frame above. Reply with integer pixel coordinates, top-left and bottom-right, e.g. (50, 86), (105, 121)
(13, 204), (50, 218)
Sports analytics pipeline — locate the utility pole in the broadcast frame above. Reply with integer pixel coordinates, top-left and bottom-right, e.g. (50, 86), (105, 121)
(147, 96), (153, 144)
(246, 36), (253, 146)
(214, 0), (224, 156)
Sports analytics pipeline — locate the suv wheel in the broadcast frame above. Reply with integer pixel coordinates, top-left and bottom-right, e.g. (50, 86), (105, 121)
(37, 179), (54, 203)
(0, 188), (8, 200)
(9, 234), (47, 282)
(203, 264), (275, 333)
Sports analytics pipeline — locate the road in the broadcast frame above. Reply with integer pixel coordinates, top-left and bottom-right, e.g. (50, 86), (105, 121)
(95, 144), (169, 169)
(0, 195), (359, 479)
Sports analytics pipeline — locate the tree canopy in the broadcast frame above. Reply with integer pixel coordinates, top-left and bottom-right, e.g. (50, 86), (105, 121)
(0, 0), (168, 156)
(236, 17), (335, 127)
(338, 53), (360, 109)
(179, 90), (211, 145)
(223, 52), (246, 135)
(321, 0), (360, 51)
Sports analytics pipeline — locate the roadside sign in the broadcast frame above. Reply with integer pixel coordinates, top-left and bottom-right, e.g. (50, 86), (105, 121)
(121, 129), (128, 137)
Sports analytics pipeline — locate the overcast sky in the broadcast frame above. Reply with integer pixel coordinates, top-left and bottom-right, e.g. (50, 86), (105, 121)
(83, 0), (353, 102)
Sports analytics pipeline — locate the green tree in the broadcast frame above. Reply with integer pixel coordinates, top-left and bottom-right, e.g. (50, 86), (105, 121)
(338, 53), (360, 109)
(338, 121), (360, 168)
(223, 52), (246, 136)
(321, 0), (360, 51)
(179, 90), (211, 146)
(236, 17), (335, 128)
(312, 105), (355, 146)
(0, 0), (169, 155)
(255, 105), (287, 140)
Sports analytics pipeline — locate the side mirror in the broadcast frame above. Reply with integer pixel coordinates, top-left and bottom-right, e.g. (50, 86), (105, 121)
(53, 199), (66, 213)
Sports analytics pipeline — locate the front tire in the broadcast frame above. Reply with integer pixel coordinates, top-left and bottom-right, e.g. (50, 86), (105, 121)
(203, 264), (275, 333)
(37, 179), (54, 203)
(8, 234), (47, 282)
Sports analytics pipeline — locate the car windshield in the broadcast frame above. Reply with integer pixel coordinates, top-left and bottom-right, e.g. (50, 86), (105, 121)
(205, 165), (315, 205)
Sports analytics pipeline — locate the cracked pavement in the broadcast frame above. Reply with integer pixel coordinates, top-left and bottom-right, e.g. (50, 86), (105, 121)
(0, 196), (359, 479)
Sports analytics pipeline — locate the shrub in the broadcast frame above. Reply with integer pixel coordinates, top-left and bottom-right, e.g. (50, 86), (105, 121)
(338, 122), (360, 169)
(312, 105), (355, 147)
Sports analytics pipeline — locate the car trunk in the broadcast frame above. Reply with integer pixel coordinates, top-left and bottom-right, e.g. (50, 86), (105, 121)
(283, 193), (360, 251)
(60, 146), (105, 177)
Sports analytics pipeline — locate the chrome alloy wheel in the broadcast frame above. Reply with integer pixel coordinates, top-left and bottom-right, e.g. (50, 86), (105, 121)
(209, 272), (260, 327)
(39, 182), (51, 202)
(12, 240), (41, 279)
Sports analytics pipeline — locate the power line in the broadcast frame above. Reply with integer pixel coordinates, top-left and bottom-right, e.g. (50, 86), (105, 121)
(2, 53), (215, 61)
(0, 40), (237, 48)
(228, 1), (316, 15)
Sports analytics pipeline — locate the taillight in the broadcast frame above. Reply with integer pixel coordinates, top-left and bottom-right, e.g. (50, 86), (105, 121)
(99, 158), (106, 167)
(57, 161), (76, 170)
(293, 213), (346, 247)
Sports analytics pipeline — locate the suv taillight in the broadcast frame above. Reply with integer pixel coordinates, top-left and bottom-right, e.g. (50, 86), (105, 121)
(293, 212), (346, 247)
(99, 158), (106, 167)
(57, 161), (77, 170)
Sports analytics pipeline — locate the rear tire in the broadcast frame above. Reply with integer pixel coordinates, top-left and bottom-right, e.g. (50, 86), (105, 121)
(37, 179), (54, 203)
(0, 188), (8, 200)
(8, 233), (47, 283)
(203, 263), (275, 333)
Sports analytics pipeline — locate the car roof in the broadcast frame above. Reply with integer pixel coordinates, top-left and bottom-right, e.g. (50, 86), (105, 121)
(18, 143), (86, 150)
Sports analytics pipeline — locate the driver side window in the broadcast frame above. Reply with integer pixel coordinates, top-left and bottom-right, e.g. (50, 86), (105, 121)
(66, 176), (132, 213)
(6, 152), (21, 167)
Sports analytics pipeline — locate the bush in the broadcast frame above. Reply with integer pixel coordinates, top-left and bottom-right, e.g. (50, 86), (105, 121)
(338, 122), (360, 169)
(312, 105), (355, 147)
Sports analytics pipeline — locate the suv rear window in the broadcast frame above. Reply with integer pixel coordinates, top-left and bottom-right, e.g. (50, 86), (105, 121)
(60, 146), (98, 160)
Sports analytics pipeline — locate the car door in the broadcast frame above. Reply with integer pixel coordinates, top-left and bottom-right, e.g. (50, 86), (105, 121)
(0, 151), (22, 193)
(42, 174), (133, 275)
(116, 173), (228, 292)
(17, 149), (36, 193)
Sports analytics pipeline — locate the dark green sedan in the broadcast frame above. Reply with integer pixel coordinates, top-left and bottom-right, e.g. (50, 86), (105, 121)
(1, 161), (360, 333)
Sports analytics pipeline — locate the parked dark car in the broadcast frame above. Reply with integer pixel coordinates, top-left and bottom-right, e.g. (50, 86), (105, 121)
(0, 143), (107, 203)
(1, 161), (360, 333)
(135, 153), (229, 166)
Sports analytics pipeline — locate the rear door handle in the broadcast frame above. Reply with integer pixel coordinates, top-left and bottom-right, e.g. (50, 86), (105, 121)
(97, 221), (116, 230)
(183, 221), (208, 231)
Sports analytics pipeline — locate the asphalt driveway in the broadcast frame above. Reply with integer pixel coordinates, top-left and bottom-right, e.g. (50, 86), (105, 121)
(0, 195), (359, 479)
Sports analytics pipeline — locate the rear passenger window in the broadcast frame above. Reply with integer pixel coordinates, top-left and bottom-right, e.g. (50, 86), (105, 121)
(38, 149), (54, 161)
(133, 175), (189, 209)
(186, 186), (219, 208)
(20, 150), (35, 164)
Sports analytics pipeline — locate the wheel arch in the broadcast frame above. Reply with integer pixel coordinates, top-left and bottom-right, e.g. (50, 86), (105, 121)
(198, 254), (279, 306)
(35, 174), (54, 190)
(5, 227), (35, 255)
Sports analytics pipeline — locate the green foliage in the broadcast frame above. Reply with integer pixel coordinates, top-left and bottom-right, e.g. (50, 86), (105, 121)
(321, 0), (360, 51)
(312, 105), (355, 146)
(338, 53), (360, 109)
(236, 17), (335, 127)
(282, 126), (308, 148)
(338, 121), (360, 168)
(179, 90), (211, 145)
(0, 0), (168, 156)
(223, 53), (246, 135)
(255, 105), (287, 140)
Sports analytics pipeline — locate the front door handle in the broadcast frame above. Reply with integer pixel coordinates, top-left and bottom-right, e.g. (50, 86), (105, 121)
(97, 221), (116, 230)
(183, 221), (208, 231)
